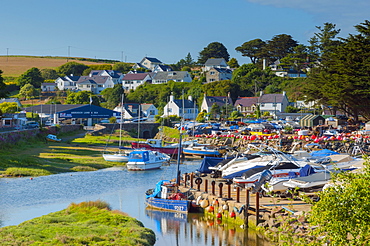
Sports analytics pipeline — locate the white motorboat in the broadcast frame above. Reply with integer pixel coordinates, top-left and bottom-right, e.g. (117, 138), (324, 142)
(282, 171), (332, 192)
(126, 150), (170, 171)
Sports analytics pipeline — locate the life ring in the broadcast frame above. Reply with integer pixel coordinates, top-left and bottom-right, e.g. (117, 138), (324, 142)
(195, 177), (203, 185)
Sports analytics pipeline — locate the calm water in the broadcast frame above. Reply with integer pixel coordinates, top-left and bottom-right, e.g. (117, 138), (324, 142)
(0, 160), (268, 246)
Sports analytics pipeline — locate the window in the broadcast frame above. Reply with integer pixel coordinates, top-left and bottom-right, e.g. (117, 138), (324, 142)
(210, 71), (215, 75)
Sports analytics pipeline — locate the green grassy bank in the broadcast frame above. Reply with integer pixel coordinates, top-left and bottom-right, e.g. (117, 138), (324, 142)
(0, 130), (132, 177)
(0, 200), (156, 246)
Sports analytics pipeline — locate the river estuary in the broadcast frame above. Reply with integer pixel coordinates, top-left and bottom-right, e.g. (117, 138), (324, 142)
(0, 159), (269, 246)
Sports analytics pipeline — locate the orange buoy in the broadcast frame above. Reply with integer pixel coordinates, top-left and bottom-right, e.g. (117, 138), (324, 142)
(206, 205), (214, 213)
(230, 211), (236, 218)
(216, 213), (222, 219)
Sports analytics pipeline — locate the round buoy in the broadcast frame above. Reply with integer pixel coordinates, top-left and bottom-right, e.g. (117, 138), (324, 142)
(223, 204), (229, 211)
(206, 205), (214, 213)
(216, 213), (222, 219)
(200, 199), (209, 208)
(230, 211), (236, 218)
(212, 199), (219, 207)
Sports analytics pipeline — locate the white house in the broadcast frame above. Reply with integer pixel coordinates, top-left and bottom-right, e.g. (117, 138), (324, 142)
(203, 58), (229, 72)
(140, 103), (158, 121)
(132, 57), (163, 71)
(163, 94), (198, 120)
(259, 91), (290, 116)
(152, 71), (192, 84)
(55, 70), (122, 93)
(122, 73), (152, 91)
(56, 75), (80, 91)
(41, 83), (57, 92)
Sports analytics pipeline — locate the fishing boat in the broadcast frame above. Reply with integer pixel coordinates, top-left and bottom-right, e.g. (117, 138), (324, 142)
(103, 95), (130, 163)
(46, 134), (61, 142)
(126, 150), (170, 171)
(131, 139), (180, 157)
(182, 143), (224, 157)
(145, 119), (191, 212)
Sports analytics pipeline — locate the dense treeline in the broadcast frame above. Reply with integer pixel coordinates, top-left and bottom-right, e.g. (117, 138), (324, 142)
(0, 20), (369, 121)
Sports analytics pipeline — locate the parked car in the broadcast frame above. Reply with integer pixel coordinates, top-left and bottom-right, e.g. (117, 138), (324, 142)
(25, 122), (39, 129)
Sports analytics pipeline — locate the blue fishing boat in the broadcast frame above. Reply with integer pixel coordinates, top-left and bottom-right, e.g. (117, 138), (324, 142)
(145, 122), (191, 213)
(145, 180), (190, 213)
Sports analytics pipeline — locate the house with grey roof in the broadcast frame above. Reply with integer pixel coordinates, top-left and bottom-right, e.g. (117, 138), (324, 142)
(122, 72), (152, 91)
(153, 64), (173, 72)
(200, 95), (233, 113)
(234, 97), (259, 116)
(56, 75), (80, 91)
(152, 71), (192, 84)
(163, 94), (198, 120)
(205, 67), (232, 83)
(203, 58), (229, 72)
(259, 91), (289, 116)
(55, 70), (122, 93)
(140, 103), (158, 121)
(132, 57), (163, 71)
(41, 83), (57, 92)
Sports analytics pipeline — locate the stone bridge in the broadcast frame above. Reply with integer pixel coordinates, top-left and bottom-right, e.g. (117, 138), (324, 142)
(91, 122), (161, 139)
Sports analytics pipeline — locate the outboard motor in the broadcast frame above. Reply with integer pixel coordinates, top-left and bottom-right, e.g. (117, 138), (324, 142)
(251, 170), (272, 193)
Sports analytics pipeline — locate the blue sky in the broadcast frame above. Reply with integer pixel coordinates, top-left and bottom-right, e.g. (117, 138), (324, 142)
(0, 0), (369, 65)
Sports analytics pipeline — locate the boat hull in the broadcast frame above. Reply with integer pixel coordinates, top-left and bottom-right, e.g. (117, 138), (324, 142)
(182, 148), (221, 157)
(102, 153), (129, 162)
(131, 142), (179, 156)
(126, 161), (162, 171)
(145, 197), (190, 213)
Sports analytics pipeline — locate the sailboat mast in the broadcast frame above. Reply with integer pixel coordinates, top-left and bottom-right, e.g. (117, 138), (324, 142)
(176, 90), (185, 186)
(119, 94), (124, 153)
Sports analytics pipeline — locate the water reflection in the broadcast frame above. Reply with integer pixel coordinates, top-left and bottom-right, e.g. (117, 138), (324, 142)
(145, 209), (269, 246)
(0, 161), (269, 246)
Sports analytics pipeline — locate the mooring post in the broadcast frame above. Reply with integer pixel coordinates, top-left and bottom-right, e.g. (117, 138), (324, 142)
(244, 188), (250, 228)
(190, 173), (194, 189)
(204, 179), (208, 193)
(211, 181), (216, 195)
(183, 173), (187, 188)
(218, 182), (223, 198)
(236, 187), (240, 203)
(256, 192), (260, 226)
(227, 183), (231, 199)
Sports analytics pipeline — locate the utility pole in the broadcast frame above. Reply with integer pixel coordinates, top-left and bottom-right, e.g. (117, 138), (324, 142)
(6, 48), (9, 62)
(67, 46), (71, 62)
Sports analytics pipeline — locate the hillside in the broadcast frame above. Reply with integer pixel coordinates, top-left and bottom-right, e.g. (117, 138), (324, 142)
(0, 56), (116, 77)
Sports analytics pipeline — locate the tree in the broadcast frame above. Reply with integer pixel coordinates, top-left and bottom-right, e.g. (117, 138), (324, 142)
(105, 84), (125, 109)
(198, 42), (230, 64)
(209, 103), (221, 120)
(112, 63), (132, 73)
(235, 38), (266, 64)
(0, 102), (18, 113)
(196, 111), (206, 123)
(262, 34), (298, 65)
(40, 68), (58, 80)
(57, 62), (89, 76)
(280, 44), (309, 76)
(0, 70), (8, 98)
(303, 20), (370, 121)
(65, 91), (99, 105)
(228, 58), (240, 68)
(19, 83), (39, 100)
(17, 67), (44, 88)
(309, 157), (370, 245)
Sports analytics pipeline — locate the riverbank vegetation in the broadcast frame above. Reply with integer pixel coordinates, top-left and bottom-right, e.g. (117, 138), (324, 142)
(0, 200), (156, 246)
(0, 130), (131, 178)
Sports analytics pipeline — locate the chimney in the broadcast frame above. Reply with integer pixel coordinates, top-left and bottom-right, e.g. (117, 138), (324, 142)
(260, 91), (263, 97)
(188, 95), (193, 101)
(170, 93), (174, 102)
